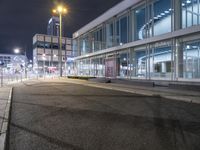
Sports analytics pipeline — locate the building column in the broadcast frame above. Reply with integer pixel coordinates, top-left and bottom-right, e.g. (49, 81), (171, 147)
(175, 39), (184, 79)
(133, 50), (137, 78)
(173, 0), (182, 31)
(147, 44), (151, 80)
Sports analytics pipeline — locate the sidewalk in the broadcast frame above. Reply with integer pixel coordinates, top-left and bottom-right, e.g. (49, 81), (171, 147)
(0, 87), (12, 150)
(54, 78), (200, 104)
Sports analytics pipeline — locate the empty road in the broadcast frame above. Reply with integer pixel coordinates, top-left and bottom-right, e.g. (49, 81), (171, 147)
(7, 79), (200, 150)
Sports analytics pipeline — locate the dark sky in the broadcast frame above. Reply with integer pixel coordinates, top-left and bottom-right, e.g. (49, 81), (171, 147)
(0, 0), (122, 59)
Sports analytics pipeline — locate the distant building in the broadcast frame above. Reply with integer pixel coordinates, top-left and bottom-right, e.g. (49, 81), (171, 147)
(47, 16), (63, 36)
(0, 53), (28, 74)
(32, 34), (73, 76)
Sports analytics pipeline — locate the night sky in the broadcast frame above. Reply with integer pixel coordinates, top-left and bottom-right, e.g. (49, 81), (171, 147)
(0, 0), (122, 59)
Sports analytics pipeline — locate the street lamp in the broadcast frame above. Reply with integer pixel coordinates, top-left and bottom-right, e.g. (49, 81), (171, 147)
(52, 5), (68, 77)
(14, 48), (20, 54)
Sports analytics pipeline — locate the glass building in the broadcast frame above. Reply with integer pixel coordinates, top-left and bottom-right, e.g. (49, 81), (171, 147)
(73, 0), (200, 82)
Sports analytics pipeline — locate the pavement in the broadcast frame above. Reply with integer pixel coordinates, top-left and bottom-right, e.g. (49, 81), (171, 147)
(0, 87), (12, 150)
(58, 78), (200, 104)
(7, 79), (200, 150)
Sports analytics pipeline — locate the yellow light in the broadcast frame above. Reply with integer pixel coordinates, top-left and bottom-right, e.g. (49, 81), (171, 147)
(53, 5), (68, 14)
(57, 6), (63, 13)
(63, 8), (67, 13)
(52, 9), (57, 13)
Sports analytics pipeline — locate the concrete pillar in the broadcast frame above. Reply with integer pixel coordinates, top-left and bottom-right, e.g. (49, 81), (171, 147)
(146, 49), (149, 79)
(130, 48), (136, 78)
(173, 0), (182, 31)
(176, 40), (184, 78)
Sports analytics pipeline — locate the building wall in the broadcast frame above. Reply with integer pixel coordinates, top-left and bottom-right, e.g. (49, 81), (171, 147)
(73, 0), (200, 82)
(33, 34), (72, 74)
(47, 16), (63, 37)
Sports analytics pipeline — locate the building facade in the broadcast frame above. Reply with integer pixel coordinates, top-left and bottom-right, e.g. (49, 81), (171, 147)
(33, 34), (72, 75)
(47, 16), (63, 36)
(0, 53), (28, 75)
(73, 0), (200, 82)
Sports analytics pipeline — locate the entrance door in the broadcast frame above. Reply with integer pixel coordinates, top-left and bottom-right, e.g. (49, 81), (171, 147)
(105, 58), (116, 78)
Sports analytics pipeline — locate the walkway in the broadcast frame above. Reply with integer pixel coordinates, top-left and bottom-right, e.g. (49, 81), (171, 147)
(0, 87), (12, 150)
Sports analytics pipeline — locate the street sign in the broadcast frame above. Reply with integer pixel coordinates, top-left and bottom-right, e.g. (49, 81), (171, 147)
(7, 64), (13, 68)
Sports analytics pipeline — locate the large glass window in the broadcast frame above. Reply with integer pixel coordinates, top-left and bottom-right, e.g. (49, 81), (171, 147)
(77, 59), (91, 76)
(90, 57), (105, 77)
(150, 42), (172, 79)
(182, 0), (200, 28)
(117, 51), (130, 78)
(116, 16), (129, 45)
(106, 21), (114, 48)
(99, 56), (105, 77)
(134, 0), (172, 40)
(183, 41), (200, 79)
(91, 58), (98, 77)
(134, 46), (148, 78)
(36, 41), (45, 48)
(73, 39), (79, 57)
(135, 6), (146, 40)
(152, 0), (172, 36)
(77, 60), (83, 76)
(93, 28), (103, 52)
(80, 34), (90, 55)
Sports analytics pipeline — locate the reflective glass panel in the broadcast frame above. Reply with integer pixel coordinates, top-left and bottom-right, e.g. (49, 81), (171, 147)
(182, 0), (200, 28)
(150, 43), (172, 79)
(135, 49), (147, 78)
(106, 22), (114, 48)
(135, 7), (146, 40)
(183, 41), (200, 79)
(118, 52), (129, 78)
(153, 0), (172, 36)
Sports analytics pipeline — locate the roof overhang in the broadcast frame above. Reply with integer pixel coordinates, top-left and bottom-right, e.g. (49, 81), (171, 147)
(73, 0), (142, 39)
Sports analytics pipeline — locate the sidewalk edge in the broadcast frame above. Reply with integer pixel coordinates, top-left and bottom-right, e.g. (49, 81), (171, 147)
(61, 79), (200, 104)
(0, 87), (13, 150)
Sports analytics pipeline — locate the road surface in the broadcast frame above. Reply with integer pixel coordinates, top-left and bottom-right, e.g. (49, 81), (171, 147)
(7, 79), (200, 150)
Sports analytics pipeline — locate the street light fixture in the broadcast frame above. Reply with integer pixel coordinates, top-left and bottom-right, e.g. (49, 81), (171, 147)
(14, 48), (20, 54)
(52, 5), (68, 77)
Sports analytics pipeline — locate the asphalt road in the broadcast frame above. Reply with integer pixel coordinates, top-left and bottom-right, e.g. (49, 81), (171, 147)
(7, 79), (200, 150)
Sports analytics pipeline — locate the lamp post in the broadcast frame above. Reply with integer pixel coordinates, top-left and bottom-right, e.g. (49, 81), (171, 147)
(52, 5), (68, 77)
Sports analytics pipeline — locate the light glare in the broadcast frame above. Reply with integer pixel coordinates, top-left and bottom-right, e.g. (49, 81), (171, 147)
(14, 48), (20, 54)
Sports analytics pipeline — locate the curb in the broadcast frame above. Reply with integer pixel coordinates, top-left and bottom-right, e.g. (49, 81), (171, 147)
(61, 79), (200, 104)
(60, 79), (154, 96)
(0, 87), (13, 150)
